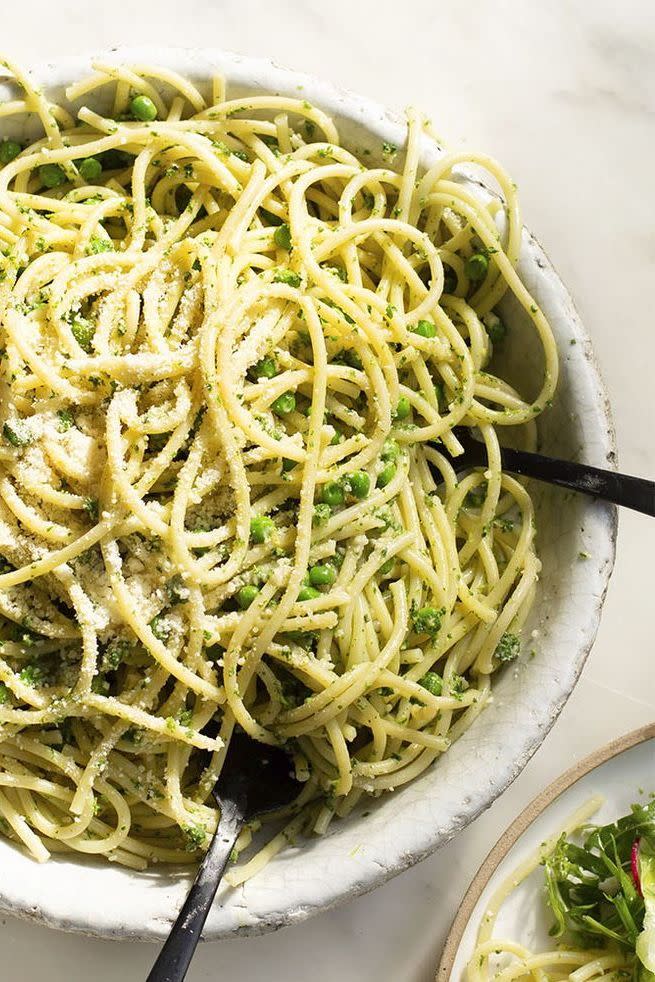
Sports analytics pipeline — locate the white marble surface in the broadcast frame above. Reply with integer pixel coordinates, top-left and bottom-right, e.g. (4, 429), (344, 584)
(1, 1), (654, 979)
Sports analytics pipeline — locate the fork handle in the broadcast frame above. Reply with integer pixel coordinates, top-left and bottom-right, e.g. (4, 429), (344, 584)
(146, 799), (245, 982)
(501, 446), (655, 516)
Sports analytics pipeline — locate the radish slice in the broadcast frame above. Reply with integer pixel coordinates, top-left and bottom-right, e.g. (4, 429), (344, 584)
(632, 838), (643, 896)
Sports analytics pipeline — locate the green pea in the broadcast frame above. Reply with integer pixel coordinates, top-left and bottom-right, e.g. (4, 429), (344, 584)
(237, 584), (259, 609)
(412, 319), (436, 338)
(0, 139), (21, 164)
(39, 164), (66, 189)
(78, 157), (102, 182)
(381, 438), (399, 462)
(250, 516), (275, 544)
(465, 252), (489, 283)
(309, 564), (336, 588)
(251, 356), (278, 379)
(272, 269), (301, 287)
(321, 481), (345, 507)
(377, 462), (396, 488)
(130, 94), (158, 122)
(395, 396), (411, 420)
(273, 223), (292, 250)
(312, 503), (332, 526)
(412, 605), (445, 638)
(298, 585), (321, 602)
(346, 470), (370, 499)
(70, 316), (95, 352)
(272, 392), (296, 415)
(418, 671), (443, 696)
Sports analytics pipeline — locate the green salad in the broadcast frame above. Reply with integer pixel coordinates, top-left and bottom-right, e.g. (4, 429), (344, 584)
(543, 800), (655, 979)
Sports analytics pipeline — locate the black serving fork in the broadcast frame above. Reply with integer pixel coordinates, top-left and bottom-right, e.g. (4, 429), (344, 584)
(441, 427), (654, 516)
(147, 731), (300, 982)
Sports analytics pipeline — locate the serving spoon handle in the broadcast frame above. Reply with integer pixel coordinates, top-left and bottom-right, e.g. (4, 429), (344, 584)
(146, 795), (246, 982)
(146, 732), (300, 982)
(499, 445), (654, 516)
(448, 429), (655, 517)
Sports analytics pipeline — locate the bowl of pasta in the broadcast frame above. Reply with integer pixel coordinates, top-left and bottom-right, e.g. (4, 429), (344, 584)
(0, 47), (616, 939)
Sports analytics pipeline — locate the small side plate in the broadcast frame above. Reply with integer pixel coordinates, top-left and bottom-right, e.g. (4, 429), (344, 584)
(437, 723), (655, 980)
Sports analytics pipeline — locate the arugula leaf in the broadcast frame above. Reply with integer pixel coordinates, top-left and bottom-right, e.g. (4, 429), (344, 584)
(542, 799), (655, 960)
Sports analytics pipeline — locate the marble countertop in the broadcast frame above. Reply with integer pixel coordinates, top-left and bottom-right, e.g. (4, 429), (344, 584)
(2, 1), (654, 979)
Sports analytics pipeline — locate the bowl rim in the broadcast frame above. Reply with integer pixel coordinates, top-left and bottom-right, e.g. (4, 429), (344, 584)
(436, 723), (655, 980)
(0, 45), (619, 941)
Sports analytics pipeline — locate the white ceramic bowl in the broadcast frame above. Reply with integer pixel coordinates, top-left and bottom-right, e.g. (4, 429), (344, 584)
(0, 47), (617, 941)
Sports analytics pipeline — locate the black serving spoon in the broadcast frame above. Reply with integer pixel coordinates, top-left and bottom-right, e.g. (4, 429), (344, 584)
(439, 427), (654, 516)
(147, 731), (300, 982)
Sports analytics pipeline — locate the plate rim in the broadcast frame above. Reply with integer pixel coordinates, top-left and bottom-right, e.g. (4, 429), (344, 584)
(436, 722), (655, 980)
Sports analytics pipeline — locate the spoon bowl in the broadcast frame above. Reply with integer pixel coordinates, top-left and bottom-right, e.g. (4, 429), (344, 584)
(147, 730), (301, 982)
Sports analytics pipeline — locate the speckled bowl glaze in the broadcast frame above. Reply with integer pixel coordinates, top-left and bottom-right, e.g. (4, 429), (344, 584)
(0, 48), (617, 941)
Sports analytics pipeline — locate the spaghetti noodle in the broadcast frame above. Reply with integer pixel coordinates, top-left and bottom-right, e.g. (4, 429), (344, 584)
(0, 57), (558, 877)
